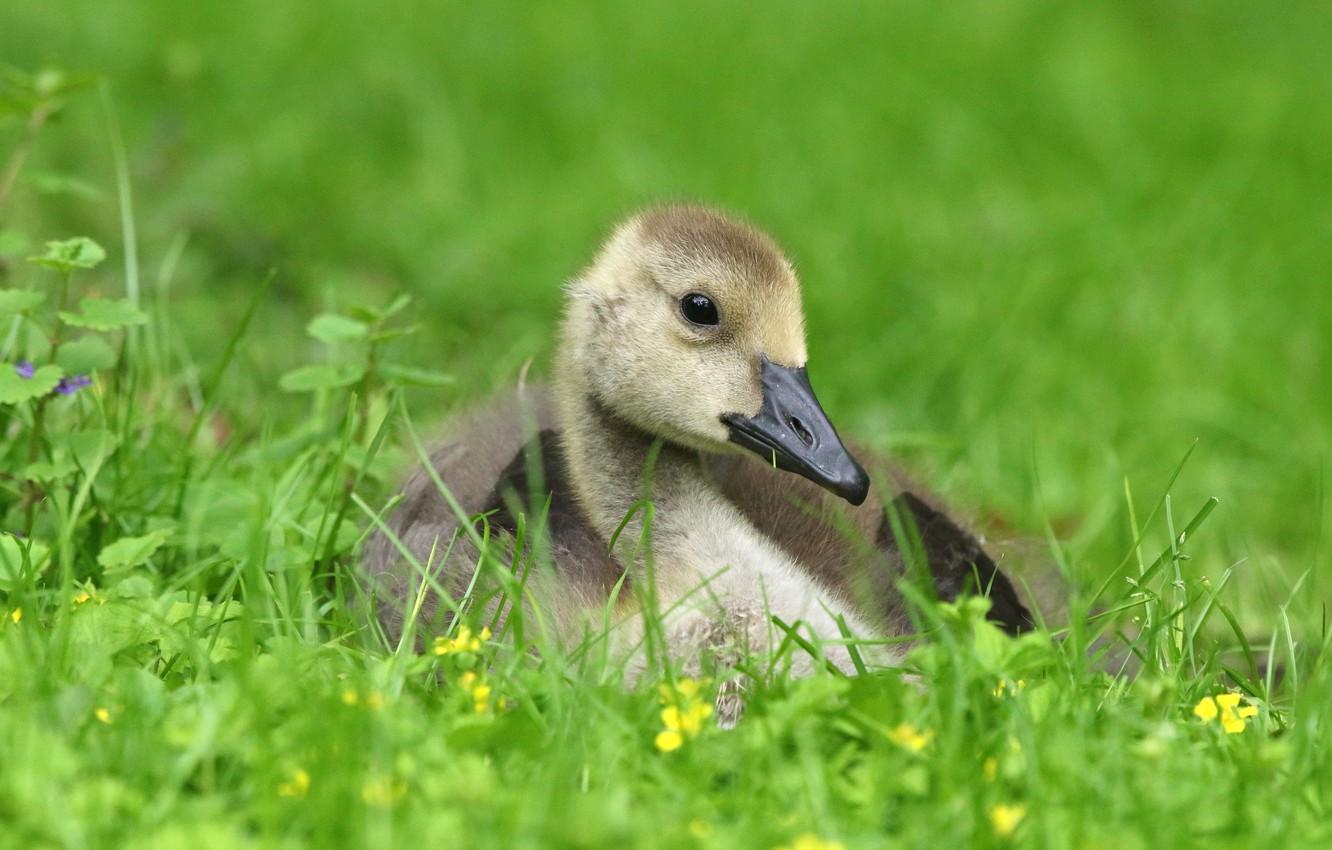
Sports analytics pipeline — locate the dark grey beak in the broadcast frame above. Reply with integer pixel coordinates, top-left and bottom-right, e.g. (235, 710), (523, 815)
(720, 357), (871, 505)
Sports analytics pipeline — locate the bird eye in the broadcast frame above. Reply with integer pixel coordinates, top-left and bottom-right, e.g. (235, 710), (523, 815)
(680, 292), (720, 327)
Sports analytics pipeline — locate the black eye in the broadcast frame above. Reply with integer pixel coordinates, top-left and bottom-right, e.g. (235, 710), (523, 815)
(680, 292), (720, 327)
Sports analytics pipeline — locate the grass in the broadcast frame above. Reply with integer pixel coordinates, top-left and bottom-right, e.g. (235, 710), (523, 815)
(1, 0), (1330, 847)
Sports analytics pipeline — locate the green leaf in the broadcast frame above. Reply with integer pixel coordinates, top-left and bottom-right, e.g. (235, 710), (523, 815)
(379, 293), (413, 318)
(28, 237), (106, 272)
(59, 297), (148, 331)
(162, 598), (243, 663)
(22, 459), (78, 482)
(380, 363), (455, 387)
(367, 324), (421, 343)
(972, 618), (1011, 672)
(0, 289), (45, 316)
(0, 364), (62, 404)
(56, 335), (117, 373)
(110, 574), (156, 598)
(278, 363), (366, 392)
(348, 294), (411, 323)
(69, 600), (154, 661)
(307, 313), (369, 344)
(97, 528), (174, 572)
(64, 429), (119, 471)
(1024, 682), (1056, 722)
(0, 534), (51, 591)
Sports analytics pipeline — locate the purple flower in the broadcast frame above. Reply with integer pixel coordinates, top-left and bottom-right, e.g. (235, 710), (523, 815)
(54, 374), (92, 396)
(13, 361), (34, 380)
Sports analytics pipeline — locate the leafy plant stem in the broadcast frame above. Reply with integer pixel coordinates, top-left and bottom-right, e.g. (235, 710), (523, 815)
(21, 270), (73, 534)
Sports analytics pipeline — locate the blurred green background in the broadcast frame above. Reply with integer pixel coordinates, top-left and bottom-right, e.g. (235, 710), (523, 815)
(3, 0), (1330, 619)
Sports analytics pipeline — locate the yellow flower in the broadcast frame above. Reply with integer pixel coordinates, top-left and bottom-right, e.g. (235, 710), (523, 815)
(1215, 693), (1241, 710)
(364, 690), (386, 711)
(432, 624), (491, 656)
(1194, 693), (1259, 734)
(94, 707), (112, 725)
(655, 677), (712, 751)
(989, 803), (1027, 837)
(277, 768), (310, 798)
(659, 677), (709, 702)
(993, 679), (1026, 697)
(341, 689), (359, 706)
(457, 671), (494, 713)
(472, 683), (492, 713)
(675, 678), (701, 699)
(662, 703), (712, 735)
(73, 591), (92, 605)
(774, 833), (845, 850)
(1193, 696), (1219, 721)
(9, 608), (20, 624)
(362, 774), (407, 807)
(887, 723), (933, 752)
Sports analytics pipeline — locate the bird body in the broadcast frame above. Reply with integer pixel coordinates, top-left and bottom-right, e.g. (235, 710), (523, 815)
(364, 205), (1030, 706)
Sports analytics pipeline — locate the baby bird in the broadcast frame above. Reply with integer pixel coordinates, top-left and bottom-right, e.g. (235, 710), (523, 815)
(364, 205), (1029, 713)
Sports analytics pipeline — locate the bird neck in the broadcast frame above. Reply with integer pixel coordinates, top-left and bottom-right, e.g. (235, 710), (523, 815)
(554, 353), (706, 547)
(549, 340), (881, 668)
(553, 343), (813, 596)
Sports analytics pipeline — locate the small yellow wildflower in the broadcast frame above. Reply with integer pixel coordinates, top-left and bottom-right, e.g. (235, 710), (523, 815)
(364, 690), (386, 711)
(1193, 693), (1259, 734)
(472, 682), (492, 713)
(887, 723), (933, 752)
(662, 703), (711, 736)
(9, 608), (20, 624)
(457, 671), (494, 713)
(432, 624), (491, 656)
(361, 774), (407, 807)
(1193, 696), (1219, 721)
(73, 591), (92, 605)
(659, 677), (710, 702)
(277, 768), (310, 798)
(1215, 693), (1242, 710)
(94, 707), (112, 725)
(993, 678), (1026, 697)
(989, 803), (1027, 837)
(341, 689), (359, 706)
(654, 677), (712, 752)
(774, 833), (845, 850)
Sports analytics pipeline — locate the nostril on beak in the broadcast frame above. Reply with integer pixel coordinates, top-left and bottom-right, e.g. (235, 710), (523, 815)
(788, 415), (814, 448)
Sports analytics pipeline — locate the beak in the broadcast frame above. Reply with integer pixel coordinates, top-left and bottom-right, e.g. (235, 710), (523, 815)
(720, 357), (871, 505)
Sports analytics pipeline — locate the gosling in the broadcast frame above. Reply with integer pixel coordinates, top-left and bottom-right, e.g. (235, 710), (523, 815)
(364, 205), (1030, 709)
